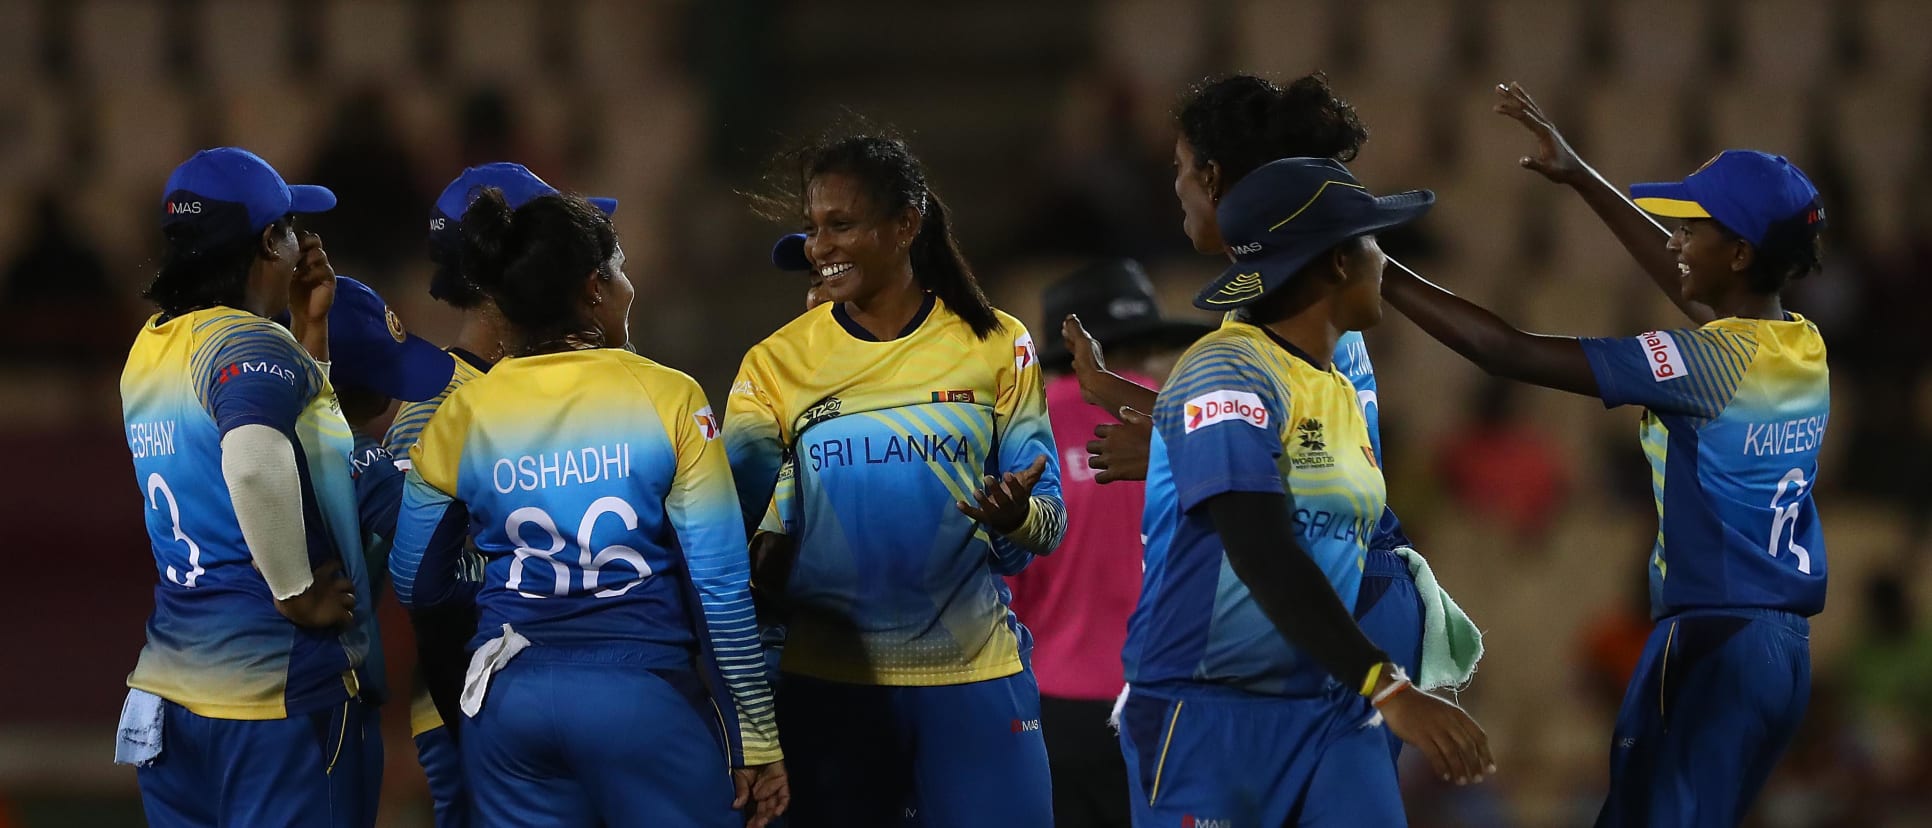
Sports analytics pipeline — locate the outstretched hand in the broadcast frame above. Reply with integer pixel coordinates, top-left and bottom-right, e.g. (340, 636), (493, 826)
(958, 455), (1049, 534)
(1061, 315), (1109, 406)
(1088, 407), (1153, 484)
(1493, 82), (1586, 185)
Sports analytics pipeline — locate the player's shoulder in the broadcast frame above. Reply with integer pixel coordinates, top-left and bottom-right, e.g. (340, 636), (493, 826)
(193, 308), (298, 353)
(991, 307), (1031, 335)
(745, 304), (837, 367)
(609, 349), (706, 401)
(1176, 324), (1267, 372)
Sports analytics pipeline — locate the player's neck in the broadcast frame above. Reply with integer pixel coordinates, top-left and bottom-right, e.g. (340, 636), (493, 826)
(1714, 291), (1784, 322)
(844, 280), (926, 341)
(1261, 314), (1337, 371)
(455, 307), (508, 363)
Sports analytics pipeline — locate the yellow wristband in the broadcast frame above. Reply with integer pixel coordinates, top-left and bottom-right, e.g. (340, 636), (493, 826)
(1359, 662), (1384, 697)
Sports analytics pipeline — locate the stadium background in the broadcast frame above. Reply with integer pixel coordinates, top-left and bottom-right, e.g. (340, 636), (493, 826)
(2, 0), (1929, 825)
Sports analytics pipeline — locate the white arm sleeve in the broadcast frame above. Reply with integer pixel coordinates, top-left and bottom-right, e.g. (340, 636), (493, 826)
(221, 423), (315, 600)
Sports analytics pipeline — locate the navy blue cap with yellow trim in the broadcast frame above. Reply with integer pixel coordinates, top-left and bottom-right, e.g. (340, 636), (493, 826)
(1630, 150), (1823, 246)
(1196, 157), (1433, 311)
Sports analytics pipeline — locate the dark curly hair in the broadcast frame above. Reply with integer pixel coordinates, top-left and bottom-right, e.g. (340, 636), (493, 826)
(144, 218), (292, 316)
(1177, 72), (1369, 191)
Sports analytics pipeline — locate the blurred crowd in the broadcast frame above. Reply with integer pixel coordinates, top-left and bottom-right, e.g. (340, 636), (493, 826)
(3, 0), (1931, 824)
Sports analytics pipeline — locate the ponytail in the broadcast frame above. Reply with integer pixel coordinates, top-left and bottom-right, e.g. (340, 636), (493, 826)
(757, 130), (1004, 340)
(910, 191), (1000, 339)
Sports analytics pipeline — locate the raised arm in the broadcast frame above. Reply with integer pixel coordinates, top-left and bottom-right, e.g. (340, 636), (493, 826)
(1494, 82), (1715, 326)
(1381, 258), (1599, 398)
(1061, 314), (1159, 415)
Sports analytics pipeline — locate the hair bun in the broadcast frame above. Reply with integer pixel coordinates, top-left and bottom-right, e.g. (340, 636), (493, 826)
(459, 187), (517, 293)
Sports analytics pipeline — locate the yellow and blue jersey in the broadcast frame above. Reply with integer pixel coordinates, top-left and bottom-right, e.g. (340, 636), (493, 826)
(723, 296), (1065, 687)
(384, 348), (492, 463)
(388, 348), (779, 765)
(1126, 321), (1387, 697)
(381, 346), (489, 737)
(1332, 330), (1410, 552)
(120, 309), (379, 720)
(1578, 315), (1829, 618)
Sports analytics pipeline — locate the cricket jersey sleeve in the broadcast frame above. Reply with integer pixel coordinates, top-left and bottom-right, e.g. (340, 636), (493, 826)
(352, 434), (406, 582)
(1154, 337), (1289, 513)
(990, 320), (1066, 568)
(192, 320), (318, 437)
(1579, 327), (1759, 418)
(390, 394), (474, 610)
(757, 458), (799, 538)
(723, 349), (787, 537)
(661, 378), (781, 766)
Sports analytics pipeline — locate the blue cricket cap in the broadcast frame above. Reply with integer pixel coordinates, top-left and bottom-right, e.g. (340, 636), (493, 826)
(429, 163), (617, 261)
(161, 148), (335, 250)
(772, 233), (810, 272)
(276, 276), (455, 402)
(1630, 150), (1824, 246)
(1197, 157), (1433, 310)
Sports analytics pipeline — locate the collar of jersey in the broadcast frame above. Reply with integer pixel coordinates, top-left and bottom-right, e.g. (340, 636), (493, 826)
(448, 346), (496, 373)
(1253, 323), (1325, 370)
(831, 292), (937, 342)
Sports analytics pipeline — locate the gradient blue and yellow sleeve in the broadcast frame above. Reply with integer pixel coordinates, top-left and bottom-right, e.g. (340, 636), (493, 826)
(1580, 327), (1759, 419)
(989, 322), (1065, 571)
(191, 319), (317, 437)
(724, 353), (786, 537)
(1155, 337), (1289, 512)
(659, 382), (781, 766)
(390, 394), (474, 610)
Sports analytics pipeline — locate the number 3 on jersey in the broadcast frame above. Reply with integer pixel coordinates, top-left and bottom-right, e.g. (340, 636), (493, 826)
(147, 473), (205, 588)
(1767, 468), (1812, 574)
(505, 497), (655, 599)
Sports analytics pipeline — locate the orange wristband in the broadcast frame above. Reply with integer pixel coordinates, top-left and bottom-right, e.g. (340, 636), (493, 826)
(1371, 679), (1412, 708)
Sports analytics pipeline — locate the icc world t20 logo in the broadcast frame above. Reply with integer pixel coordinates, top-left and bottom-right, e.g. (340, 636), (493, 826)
(1296, 418), (1325, 451)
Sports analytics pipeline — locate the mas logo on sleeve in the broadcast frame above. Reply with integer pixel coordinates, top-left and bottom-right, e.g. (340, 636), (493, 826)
(1182, 390), (1269, 434)
(1640, 331), (1688, 382)
(1014, 332), (1037, 371)
(693, 406), (721, 441)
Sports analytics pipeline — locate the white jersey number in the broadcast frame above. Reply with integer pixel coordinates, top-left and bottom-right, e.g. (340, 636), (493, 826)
(146, 473), (205, 588)
(1767, 468), (1813, 574)
(505, 500), (655, 599)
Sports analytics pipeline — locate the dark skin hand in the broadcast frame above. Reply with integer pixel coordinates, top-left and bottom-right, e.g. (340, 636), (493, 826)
(1087, 408), (1152, 484)
(1494, 82), (1714, 326)
(733, 761), (790, 827)
(273, 560), (357, 630)
(1061, 315), (1158, 415)
(288, 231), (336, 361)
(1208, 491), (1495, 784)
(1380, 258), (1600, 398)
(1062, 314), (1159, 483)
(957, 455), (1049, 534)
